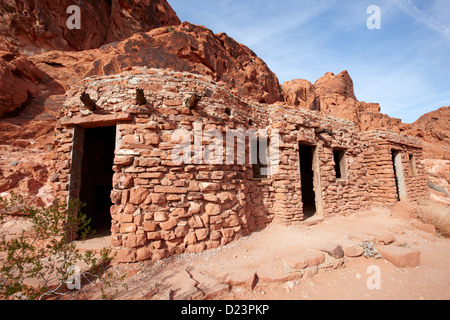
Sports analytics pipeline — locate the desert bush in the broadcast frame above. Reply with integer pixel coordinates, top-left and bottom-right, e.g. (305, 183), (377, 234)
(417, 199), (450, 237)
(0, 192), (117, 300)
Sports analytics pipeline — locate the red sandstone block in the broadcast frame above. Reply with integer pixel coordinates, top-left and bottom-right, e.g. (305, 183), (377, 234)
(174, 224), (189, 238)
(154, 186), (188, 194)
(154, 211), (169, 222)
(221, 228), (235, 238)
(136, 247), (152, 261)
(303, 249), (325, 267)
(125, 234), (147, 248)
(186, 242), (206, 253)
(143, 221), (159, 232)
(195, 228), (209, 241)
(138, 158), (160, 167)
(205, 203), (221, 216)
(129, 187), (149, 204)
(160, 217), (178, 231)
(377, 245), (421, 267)
(144, 134), (160, 145)
(120, 223), (137, 234)
(114, 156), (134, 166)
(114, 249), (136, 263)
(152, 249), (168, 261)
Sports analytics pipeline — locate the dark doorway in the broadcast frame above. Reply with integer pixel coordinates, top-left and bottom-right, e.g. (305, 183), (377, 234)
(391, 150), (406, 201)
(299, 145), (316, 218)
(391, 151), (401, 201)
(79, 126), (116, 237)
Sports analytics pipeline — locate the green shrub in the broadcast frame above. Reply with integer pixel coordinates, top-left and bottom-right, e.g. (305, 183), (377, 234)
(0, 192), (117, 300)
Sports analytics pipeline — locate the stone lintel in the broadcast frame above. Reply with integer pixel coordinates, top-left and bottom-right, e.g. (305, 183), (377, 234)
(60, 113), (133, 128)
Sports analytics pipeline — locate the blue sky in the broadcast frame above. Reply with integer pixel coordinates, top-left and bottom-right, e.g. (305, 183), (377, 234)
(168, 0), (450, 123)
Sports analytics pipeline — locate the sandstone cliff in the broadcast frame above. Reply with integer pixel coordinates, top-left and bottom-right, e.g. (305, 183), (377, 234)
(0, 0), (181, 54)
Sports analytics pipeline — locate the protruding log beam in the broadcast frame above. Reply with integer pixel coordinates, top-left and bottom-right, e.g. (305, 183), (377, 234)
(185, 93), (202, 110)
(136, 88), (146, 106)
(80, 92), (97, 111)
(315, 127), (334, 135)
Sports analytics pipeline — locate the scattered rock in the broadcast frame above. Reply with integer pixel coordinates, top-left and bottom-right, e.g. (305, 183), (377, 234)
(319, 243), (344, 259)
(366, 232), (396, 245)
(281, 253), (309, 271)
(343, 245), (364, 258)
(256, 262), (303, 284)
(377, 245), (421, 268)
(348, 232), (377, 244)
(303, 266), (319, 279)
(303, 249), (326, 267)
(217, 267), (257, 290)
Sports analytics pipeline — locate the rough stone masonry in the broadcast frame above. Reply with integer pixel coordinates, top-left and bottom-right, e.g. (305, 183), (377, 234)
(50, 67), (428, 262)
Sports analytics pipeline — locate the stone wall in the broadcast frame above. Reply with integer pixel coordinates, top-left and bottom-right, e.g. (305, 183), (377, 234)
(361, 131), (428, 206)
(52, 67), (428, 262)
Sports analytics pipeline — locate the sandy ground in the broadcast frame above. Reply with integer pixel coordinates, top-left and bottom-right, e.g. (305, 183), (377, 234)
(69, 207), (450, 300)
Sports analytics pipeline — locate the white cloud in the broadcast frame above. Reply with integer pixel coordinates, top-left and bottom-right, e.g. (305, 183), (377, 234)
(394, 0), (450, 39)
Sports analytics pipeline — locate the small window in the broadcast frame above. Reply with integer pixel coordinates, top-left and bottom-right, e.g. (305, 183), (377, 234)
(409, 154), (417, 177)
(252, 137), (270, 179)
(333, 149), (347, 179)
(224, 107), (231, 116)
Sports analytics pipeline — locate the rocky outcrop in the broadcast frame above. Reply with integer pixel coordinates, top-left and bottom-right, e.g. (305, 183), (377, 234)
(152, 23), (282, 104)
(0, 52), (46, 117)
(406, 107), (450, 159)
(282, 72), (449, 161)
(0, 0), (181, 54)
(282, 79), (317, 109)
(28, 22), (282, 104)
(282, 70), (385, 127)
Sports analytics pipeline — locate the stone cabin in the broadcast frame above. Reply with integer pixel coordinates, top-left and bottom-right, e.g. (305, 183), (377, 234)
(51, 67), (429, 262)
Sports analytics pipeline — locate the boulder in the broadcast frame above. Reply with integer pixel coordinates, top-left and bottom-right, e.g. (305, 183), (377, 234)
(377, 245), (421, 268)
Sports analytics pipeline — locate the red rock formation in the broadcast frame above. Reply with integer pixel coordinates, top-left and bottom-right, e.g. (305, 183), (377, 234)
(0, 53), (46, 117)
(283, 71), (381, 124)
(282, 79), (317, 109)
(28, 22), (282, 104)
(404, 107), (450, 160)
(0, 0), (181, 54)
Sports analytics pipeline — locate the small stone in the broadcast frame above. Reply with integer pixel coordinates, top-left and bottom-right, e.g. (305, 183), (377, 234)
(319, 243), (344, 259)
(343, 245), (364, 258)
(205, 203), (221, 216)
